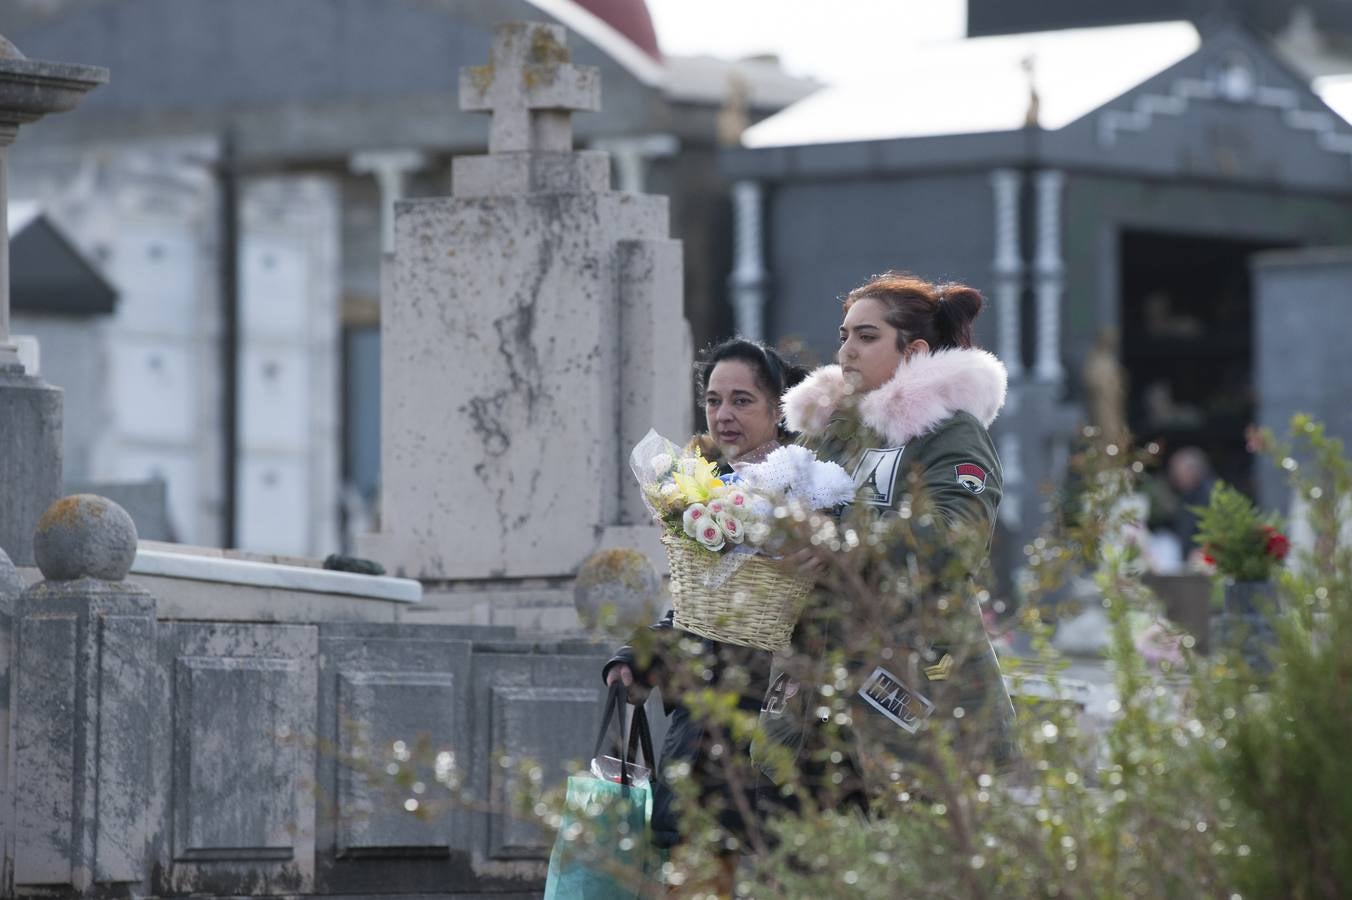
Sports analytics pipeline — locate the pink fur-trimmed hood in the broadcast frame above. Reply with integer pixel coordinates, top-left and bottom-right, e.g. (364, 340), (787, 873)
(783, 348), (1008, 446)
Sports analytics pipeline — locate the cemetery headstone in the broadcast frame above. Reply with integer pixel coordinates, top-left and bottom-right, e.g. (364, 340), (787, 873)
(360, 22), (691, 586)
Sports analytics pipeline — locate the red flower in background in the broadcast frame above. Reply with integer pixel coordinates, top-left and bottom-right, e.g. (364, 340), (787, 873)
(1201, 547), (1216, 566)
(1262, 525), (1290, 561)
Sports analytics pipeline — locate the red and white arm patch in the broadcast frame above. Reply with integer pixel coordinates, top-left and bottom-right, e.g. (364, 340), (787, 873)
(955, 462), (988, 494)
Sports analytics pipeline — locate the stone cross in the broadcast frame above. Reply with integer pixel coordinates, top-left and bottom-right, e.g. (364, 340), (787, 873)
(459, 22), (600, 155)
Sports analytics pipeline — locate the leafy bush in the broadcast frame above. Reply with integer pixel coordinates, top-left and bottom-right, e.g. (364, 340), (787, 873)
(367, 416), (1351, 899)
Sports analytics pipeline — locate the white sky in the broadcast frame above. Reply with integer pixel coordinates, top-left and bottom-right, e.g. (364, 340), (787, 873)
(646, 0), (968, 85)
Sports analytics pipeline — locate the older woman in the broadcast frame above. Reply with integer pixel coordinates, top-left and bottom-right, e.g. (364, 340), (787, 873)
(603, 338), (805, 877)
(758, 271), (1016, 809)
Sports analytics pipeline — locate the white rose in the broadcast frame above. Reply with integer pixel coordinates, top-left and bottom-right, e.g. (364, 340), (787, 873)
(660, 483), (681, 501)
(695, 520), (726, 552)
(726, 489), (750, 511)
(715, 511), (745, 545)
(707, 497), (728, 517)
(650, 453), (674, 478)
(682, 503), (710, 538)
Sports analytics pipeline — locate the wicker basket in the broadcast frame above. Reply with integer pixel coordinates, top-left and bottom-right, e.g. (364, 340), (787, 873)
(661, 534), (813, 652)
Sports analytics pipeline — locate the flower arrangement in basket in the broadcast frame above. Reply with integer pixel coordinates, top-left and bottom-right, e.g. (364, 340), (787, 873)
(1192, 481), (1290, 582)
(630, 430), (857, 651)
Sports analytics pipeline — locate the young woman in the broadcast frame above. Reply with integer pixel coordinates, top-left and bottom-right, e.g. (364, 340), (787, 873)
(758, 271), (1017, 809)
(603, 338), (806, 867)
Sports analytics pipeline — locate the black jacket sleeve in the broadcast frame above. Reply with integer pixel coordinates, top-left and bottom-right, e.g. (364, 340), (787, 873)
(600, 608), (674, 685)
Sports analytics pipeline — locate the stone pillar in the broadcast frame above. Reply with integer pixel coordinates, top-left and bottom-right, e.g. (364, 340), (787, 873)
(729, 178), (767, 341)
(0, 544), (21, 870)
(0, 147), (11, 367)
(0, 37), (106, 564)
(0, 368), (62, 565)
(12, 496), (155, 893)
(359, 22), (691, 580)
(1251, 247), (1352, 510)
(990, 168), (1024, 380)
(1033, 169), (1065, 384)
(350, 149), (426, 254)
(589, 134), (678, 194)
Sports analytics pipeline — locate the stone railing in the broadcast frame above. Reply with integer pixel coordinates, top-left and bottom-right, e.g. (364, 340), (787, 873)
(0, 496), (614, 898)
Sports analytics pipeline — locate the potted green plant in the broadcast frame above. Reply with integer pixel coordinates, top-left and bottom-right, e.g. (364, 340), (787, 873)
(1192, 481), (1290, 669)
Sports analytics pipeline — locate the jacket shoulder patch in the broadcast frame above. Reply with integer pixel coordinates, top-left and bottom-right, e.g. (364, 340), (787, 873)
(955, 462), (988, 494)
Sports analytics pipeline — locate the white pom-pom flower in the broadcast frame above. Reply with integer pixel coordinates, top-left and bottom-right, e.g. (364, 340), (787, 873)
(650, 452), (674, 479)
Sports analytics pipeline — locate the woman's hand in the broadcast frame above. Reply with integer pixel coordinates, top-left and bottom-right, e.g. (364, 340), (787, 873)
(605, 663), (651, 705)
(784, 547), (827, 577)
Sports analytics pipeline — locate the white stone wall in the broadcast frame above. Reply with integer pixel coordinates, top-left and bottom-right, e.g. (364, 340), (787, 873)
(10, 142), (343, 555)
(11, 140), (224, 546)
(237, 175), (341, 557)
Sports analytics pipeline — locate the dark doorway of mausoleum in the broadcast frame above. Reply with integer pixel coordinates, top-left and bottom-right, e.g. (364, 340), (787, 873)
(1119, 229), (1291, 495)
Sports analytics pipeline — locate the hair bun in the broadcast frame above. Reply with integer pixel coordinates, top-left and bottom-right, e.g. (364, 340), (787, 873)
(937, 284), (984, 325)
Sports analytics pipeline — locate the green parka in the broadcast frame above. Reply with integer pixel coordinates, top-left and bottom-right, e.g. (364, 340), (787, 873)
(755, 347), (1017, 801)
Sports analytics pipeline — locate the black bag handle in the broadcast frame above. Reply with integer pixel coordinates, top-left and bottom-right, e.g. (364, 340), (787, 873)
(593, 682), (628, 765)
(593, 684), (660, 788)
(626, 702), (657, 776)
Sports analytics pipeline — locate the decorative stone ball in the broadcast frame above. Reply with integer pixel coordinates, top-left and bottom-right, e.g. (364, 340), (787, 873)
(33, 494), (139, 582)
(0, 546), (22, 600)
(574, 548), (662, 637)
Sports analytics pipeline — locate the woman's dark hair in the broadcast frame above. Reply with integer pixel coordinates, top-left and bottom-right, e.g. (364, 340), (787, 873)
(696, 338), (808, 438)
(842, 271), (984, 352)
(696, 338), (807, 399)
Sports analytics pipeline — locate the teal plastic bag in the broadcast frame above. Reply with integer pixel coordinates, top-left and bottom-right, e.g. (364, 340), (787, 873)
(543, 685), (660, 899)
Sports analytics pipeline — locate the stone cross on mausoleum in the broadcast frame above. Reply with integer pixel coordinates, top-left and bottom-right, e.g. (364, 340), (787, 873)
(360, 22), (691, 589)
(459, 22), (600, 155)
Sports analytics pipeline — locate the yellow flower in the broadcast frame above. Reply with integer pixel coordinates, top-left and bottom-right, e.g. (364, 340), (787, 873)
(672, 455), (724, 504)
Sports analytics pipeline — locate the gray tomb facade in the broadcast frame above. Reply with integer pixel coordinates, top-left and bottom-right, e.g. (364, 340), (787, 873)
(721, 23), (1352, 579)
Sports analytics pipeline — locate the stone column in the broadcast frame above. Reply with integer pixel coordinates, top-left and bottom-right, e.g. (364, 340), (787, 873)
(0, 544), (21, 870)
(589, 133), (678, 194)
(359, 22), (691, 580)
(0, 37), (107, 564)
(729, 178), (767, 341)
(0, 146), (11, 367)
(1033, 169), (1066, 384)
(990, 168), (1024, 380)
(350, 149), (426, 254)
(12, 496), (155, 893)
(1251, 247), (1352, 511)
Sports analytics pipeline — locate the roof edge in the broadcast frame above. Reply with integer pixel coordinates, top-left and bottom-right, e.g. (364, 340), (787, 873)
(525, 0), (665, 88)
